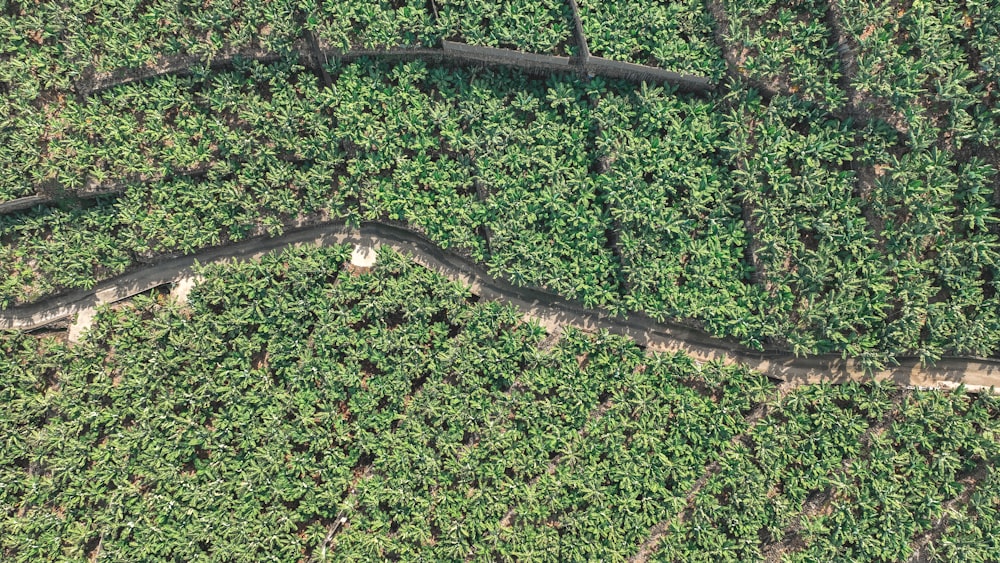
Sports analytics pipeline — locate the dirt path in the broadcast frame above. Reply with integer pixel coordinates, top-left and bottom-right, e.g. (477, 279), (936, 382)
(2, 220), (999, 390)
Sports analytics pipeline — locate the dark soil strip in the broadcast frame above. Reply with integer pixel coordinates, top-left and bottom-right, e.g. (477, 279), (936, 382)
(472, 178), (494, 258)
(823, 0), (860, 102)
(740, 188), (766, 287)
(303, 29), (334, 88)
(853, 163), (889, 253)
(591, 150), (631, 297)
(603, 217), (630, 296)
(702, 0), (801, 96)
(703, 0), (744, 85)
(725, 110), (768, 290)
(0, 162), (208, 218)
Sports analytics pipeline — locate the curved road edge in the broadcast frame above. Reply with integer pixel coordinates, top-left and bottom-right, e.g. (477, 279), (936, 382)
(2, 220), (999, 391)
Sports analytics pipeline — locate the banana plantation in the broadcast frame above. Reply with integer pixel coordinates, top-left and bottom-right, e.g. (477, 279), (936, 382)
(2, 0), (1000, 560)
(1, 53), (997, 368)
(2, 244), (998, 561)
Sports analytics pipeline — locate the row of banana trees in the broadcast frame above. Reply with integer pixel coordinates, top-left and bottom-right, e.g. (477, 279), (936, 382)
(726, 87), (1000, 371)
(577, 0), (725, 79)
(657, 380), (1000, 562)
(928, 466), (1000, 562)
(333, 325), (771, 561)
(720, 0), (846, 108)
(309, 0), (577, 55)
(0, 0), (303, 200)
(0, 0), (717, 202)
(4, 0), (995, 188)
(2, 242), (996, 561)
(1, 57), (999, 367)
(0, 0), (712, 99)
(0, 0), (570, 196)
(593, 82), (762, 343)
(0, 0), (575, 111)
(837, 0), (999, 149)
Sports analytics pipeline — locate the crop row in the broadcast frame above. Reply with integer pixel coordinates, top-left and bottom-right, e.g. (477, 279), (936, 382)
(656, 381), (1000, 561)
(834, 0), (999, 146)
(4, 0), (995, 150)
(928, 466), (1000, 562)
(710, 0), (1000, 152)
(0, 0), (568, 85)
(575, 0), (724, 78)
(1, 58), (998, 368)
(728, 89), (1000, 366)
(714, 0), (845, 107)
(2, 242), (996, 561)
(0, 0), (737, 76)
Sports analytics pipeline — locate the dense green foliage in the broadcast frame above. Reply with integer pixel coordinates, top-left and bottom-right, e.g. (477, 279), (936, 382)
(4, 2), (1000, 560)
(721, 0), (844, 106)
(837, 0), (999, 145)
(929, 467), (1000, 562)
(0, 59), (343, 304)
(0, 0), (562, 87)
(0, 0), (591, 199)
(309, 0), (576, 55)
(728, 91), (1000, 367)
(2, 244), (997, 560)
(657, 382), (1000, 561)
(309, 0), (435, 51)
(0, 60), (621, 309)
(435, 0), (576, 55)
(0, 0), (294, 200)
(726, 0), (1000, 149)
(0, 243), (766, 560)
(2, 51), (999, 368)
(577, 0), (724, 78)
(593, 83), (759, 341)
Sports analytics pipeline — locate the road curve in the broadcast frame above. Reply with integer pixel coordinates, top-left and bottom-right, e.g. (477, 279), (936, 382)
(2, 220), (999, 391)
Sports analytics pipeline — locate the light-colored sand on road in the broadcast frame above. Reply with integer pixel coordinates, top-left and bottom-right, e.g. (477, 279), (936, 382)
(350, 243), (377, 268)
(67, 307), (96, 344)
(171, 275), (201, 304)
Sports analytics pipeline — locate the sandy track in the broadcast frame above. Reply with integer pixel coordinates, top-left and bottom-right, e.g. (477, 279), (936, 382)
(2, 220), (998, 390)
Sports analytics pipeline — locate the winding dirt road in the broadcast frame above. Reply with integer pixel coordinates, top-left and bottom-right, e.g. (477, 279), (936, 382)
(3, 220), (999, 391)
